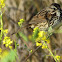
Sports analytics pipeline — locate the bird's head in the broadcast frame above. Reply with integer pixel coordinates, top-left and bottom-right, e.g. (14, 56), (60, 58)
(49, 3), (61, 17)
(50, 3), (61, 10)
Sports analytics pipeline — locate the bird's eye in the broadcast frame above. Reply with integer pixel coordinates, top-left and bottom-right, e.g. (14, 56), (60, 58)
(51, 8), (56, 10)
(50, 6), (57, 10)
(53, 8), (56, 10)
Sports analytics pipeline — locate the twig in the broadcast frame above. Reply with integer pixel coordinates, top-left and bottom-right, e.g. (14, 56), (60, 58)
(23, 46), (41, 62)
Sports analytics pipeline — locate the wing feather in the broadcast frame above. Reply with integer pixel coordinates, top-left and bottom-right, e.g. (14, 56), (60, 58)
(29, 8), (47, 24)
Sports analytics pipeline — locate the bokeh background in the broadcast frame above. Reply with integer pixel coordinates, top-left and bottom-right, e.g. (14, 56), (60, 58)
(1, 0), (62, 62)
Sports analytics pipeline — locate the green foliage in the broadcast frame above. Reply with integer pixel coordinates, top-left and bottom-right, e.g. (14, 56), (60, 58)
(48, 26), (53, 36)
(32, 27), (60, 62)
(19, 32), (28, 42)
(54, 29), (62, 33)
(0, 0), (5, 42)
(0, 1), (18, 62)
(48, 26), (52, 33)
(0, 0), (61, 62)
(32, 27), (40, 40)
(0, 11), (3, 42)
(1, 50), (17, 62)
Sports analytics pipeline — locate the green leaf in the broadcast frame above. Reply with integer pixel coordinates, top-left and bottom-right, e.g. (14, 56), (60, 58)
(54, 29), (62, 33)
(1, 50), (17, 62)
(48, 26), (52, 33)
(32, 27), (39, 40)
(19, 32), (28, 42)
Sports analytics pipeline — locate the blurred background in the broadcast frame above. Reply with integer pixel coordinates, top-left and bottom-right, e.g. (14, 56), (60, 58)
(2, 0), (62, 62)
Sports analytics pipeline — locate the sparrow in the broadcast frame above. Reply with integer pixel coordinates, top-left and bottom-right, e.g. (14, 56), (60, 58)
(11, 3), (62, 35)
(29, 3), (62, 30)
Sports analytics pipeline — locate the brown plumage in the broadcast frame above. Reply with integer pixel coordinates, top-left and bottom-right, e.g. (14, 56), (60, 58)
(11, 3), (62, 35)
(29, 3), (62, 30)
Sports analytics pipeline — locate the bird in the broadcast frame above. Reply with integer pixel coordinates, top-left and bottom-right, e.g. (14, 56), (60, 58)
(11, 3), (62, 35)
(29, 3), (62, 31)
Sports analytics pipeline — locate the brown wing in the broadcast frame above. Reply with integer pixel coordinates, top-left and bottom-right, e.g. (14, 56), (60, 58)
(29, 7), (52, 29)
(29, 8), (48, 24)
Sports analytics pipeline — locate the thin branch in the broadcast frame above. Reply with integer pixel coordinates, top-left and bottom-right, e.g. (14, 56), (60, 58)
(23, 46), (41, 62)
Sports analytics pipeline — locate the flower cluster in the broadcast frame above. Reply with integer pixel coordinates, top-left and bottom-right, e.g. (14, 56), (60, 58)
(55, 55), (60, 61)
(36, 42), (42, 46)
(18, 19), (24, 27)
(33, 27), (61, 62)
(33, 27), (50, 48)
(38, 31), (50, 43)
(3, 36), (13, 49)
(0, 0), (5, 8)
(3, 29), (8, 34)
(0, 28), (8, 35)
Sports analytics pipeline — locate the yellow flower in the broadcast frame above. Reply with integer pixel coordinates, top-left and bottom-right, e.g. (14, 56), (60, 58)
(3, 40), (6, 44)
(35, 37), (41, 42)
(9, 46), (12, 49)
(3, 29), (8, 34)
(18, 19), (24, 27)
(42, 45), (47, 49)
(46, 39), (50, 43)
(38, 31), (47, 39)
(6, 39), (13, 45)
(30, 50), (33, 53)
(19, 19), (24, 22)
(38, 31), (50, 43)
(3, 36), (13, 49)
(0, 48), (2, 53)
(4, 36), (9, 40)
(38, 31), (44, 37)
(36, 42), (42, 46)
(33, 27), (39, 33)
(5, 44), (8, 47)
(55, 55), (60, 61)
(0, 0), (5, 8)
(3, 36), (10, 44)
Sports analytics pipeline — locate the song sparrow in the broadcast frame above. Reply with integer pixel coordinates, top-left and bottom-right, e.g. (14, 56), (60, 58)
(29, 3), (62, 30)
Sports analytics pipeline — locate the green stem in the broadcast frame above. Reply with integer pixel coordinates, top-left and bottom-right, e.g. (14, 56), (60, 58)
(1, 13), (3, 37)
(43, 41), (58, 62)
(0, 9), (3, 43)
